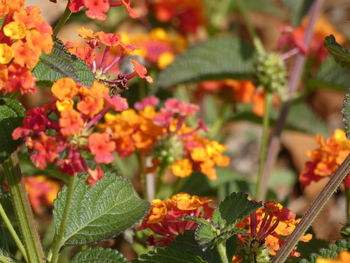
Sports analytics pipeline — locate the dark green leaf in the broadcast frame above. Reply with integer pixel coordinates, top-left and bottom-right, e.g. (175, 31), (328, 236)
(133, 247), (208, 263)
(32, 38), (95, 86)
(71, 247), (128, 263)
(194, 224), (217, 250)
(324, 35), (350, 70)
(283, 0), (313, 26)
(0, 98), (24, 164)
(299, 238), (350, 263)
(53, 174), (149, 246)
(156, 37), (256, 88)
(214, 192), (261, 227)
(169, 231), (220, 263)
(344, 89), (350, 139)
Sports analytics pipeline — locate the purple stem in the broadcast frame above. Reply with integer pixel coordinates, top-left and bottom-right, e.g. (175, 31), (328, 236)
(85, 107), (110, 130)
(103, 55), (121, 74)
(281, 48), (300, 61)
(257, 0), (325, 201)
(99, 46), (110, 69)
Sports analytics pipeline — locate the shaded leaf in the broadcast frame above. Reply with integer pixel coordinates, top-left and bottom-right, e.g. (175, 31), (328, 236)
(0, 98), (24, 164)
(324, 35), (350, 70)
(194, 224), (217, 250)
(32, 38), (94, 87)
(71, 247), (128, 263)
(0, 248), (20, 262)
(156, 37), (256, 88)
(133, 247), (208, 263)
(283, 0), (313, 26)
(53, 174), (149, 246)
(231, 0), (282, 17)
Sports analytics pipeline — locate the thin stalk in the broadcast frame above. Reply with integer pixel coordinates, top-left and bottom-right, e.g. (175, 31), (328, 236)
(156, 163), (168, 197)
(50, 175), (77, 263)
(0, 256), (10, 263)
(346, 188), (350, 220)
(217, 242), (229, 263)
(273, 154), (350, 263)
(258, 0), (325, 201)
(1, 153), (45, 263)
(0, 203), (28, 262)
(53, 3), (72, 36)
(209, 102), (232, 139)
(235, 0), (265, 54)
(136, 151), (148, 201)
(255, 92), (273, 200)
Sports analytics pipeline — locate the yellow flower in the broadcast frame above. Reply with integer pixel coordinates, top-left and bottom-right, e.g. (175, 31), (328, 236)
(171, 159), (193, 178)
(316, 251), (350, 263)
(0, 43), (13, 64)
(3, 21), (26, 40)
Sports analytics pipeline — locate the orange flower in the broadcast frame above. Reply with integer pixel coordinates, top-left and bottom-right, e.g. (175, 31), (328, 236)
(88, 132), (116, 164)
(300, 129), (350, 188)
(51, 78), (78, 100)
(59, 109), (84, 136)
(171, 159), (193, 178)
(316, 251), (350, 263)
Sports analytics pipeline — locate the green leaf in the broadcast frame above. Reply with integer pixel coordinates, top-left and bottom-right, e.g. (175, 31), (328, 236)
(306, 57), (350, 92)
(283, 0), (313, 26)
(299, 238), (350, 263)
(71, 248), (128, 263)
(324, 35), (350, 70)
(231, 0), (282, 17)
(53, 174), (149, 246)
(32, 38), (95, 87)
(0, 248), (20, 263)
(182, 216), (211, 226)
(133, 247), (208, 263)
(214, 192), (261, 227)
(156, 37), (256, 88)
(344, 89), (350, 139)
(0, 98), (25, 164)
(194, 224), (217, 250)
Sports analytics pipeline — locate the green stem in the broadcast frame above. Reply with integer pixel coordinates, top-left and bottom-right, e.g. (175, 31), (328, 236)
(346, 188), (350, 220)
(0, 203), (28, 262)
(136, 151), (148, 201)
(156, 163), (168, 197)
(209, 102), (232, 139)
(1, 153), (45, 263)
(53, 3), (72, 36)
(236, 0), (265, 54)
(273, 154), (350, 262)
(217, 242), (229, 263)
(0, 256), (10, 263)
(50, 175), (77, 263)
(255, 92), (273, 200)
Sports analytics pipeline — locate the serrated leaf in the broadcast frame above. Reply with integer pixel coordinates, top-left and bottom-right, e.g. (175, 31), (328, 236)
(133, 247), (208, 263)
(156, 37), (256, 88)
(324, 35), (350, 70)
(0, 98), (25, 164)
(214, 192), (261, 227)
(71, 248), (128, 263)
(283, 0), (313, 26)
(32, 38), (95, 86)
(194, 224), (217, 250)
(169, 231), (220, 263)
(53, 174), (149, 246)
(343, 90), (350, 139)
(183, 216), (211, 226)
(299, 238), (350, 263)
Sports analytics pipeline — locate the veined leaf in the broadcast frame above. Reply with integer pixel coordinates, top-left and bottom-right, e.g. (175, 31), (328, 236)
(53, 174), (149, 246)
(71, 248), (128, 263)
(282, 0), (313, 26)
(0, 98), (24, 164)
(133, 247), (208, 263)
(156, 37), (256, 88)
(32, 38), (95, 87)
(324, 35), (350, 70)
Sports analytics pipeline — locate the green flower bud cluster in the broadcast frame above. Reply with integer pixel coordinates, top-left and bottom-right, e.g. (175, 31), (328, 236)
(154, 135), (184, 165)
(239, 239), (271, 263)
(254, 52), (287, 93)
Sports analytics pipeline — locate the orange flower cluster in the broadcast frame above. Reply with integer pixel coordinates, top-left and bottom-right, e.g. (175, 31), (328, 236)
(137, 193), (213, 245)
(316, 251), (350, 263)
(0, 0), (53, 94)
(13, 78), (128, 185)
(234, 201), (312, 261)
(151, 0), (205, 34)
(278, 16), (345, 62)
(198, 79), (278, 116)
(121, 28), (187, 69)
(100, 97), (230, 180)
(24, 176), (60, 214)
(300, 129), (350, 188)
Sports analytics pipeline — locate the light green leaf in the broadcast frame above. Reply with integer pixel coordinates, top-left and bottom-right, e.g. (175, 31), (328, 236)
(194, 224), (217, 250)
(156, 37), (256, 88)
(53, 174), (149, 246)
(133, 247), (208, 263)
(324, 35), (350, 70)
(71, 247), (128, 263)
(32, 38), (95, 87)
(0, 98), (24, 164)
(283, 0), (313, 26)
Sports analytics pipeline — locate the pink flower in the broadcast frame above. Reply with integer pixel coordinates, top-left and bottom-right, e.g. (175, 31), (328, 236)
(135, 96), (159, 110)
(89, 132), (116, 163)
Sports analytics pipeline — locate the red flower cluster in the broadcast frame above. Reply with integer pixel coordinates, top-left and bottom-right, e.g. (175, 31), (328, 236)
(13, 78), (128, 185)
(137, 193), (214, 246)
(0, 0), (53, 94)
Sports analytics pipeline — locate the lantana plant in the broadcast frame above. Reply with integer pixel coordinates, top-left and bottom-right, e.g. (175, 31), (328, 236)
(2, 0), (350, 263)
